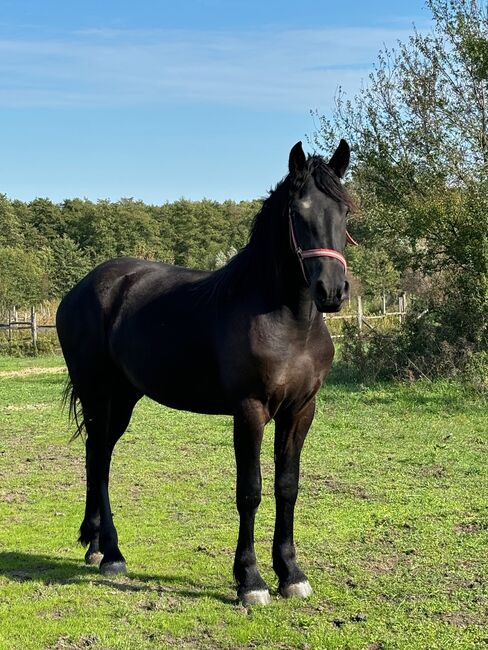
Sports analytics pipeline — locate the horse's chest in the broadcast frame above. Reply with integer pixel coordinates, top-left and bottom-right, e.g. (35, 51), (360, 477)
(265, 348), (324, 394)
(239, 321), (333, 402)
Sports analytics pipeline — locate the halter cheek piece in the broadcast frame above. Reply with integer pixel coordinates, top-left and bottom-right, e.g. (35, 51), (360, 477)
(288, 210), (358, 285)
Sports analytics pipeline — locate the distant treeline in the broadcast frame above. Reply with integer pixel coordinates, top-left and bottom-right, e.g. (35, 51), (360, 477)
(0, 194), (262, 305)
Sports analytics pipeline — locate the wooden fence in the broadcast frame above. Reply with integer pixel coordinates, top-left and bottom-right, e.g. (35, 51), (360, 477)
(0, 294), (409, 353)
(0, 307), (57, 354)
(325, 292), (408, 338)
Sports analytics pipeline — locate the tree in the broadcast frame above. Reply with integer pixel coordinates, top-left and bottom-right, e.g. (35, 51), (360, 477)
(46, 235), (92, 298)
(312, 0), (488, 375)
(0, 195), (24, 248)
(0, 247), (48, 309)
(27, 198), (63, 247)
(347, 247), (400, 298)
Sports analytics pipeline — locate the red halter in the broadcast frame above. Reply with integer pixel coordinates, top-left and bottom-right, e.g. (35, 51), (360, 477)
(288, 211), (357, 284)
(346, 230), (359, 246)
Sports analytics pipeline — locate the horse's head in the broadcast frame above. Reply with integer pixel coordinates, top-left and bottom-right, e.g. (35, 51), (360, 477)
(288, 140), (352, 313)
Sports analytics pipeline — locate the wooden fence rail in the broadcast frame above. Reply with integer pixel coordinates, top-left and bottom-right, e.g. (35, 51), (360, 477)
(324, 292), (407, 337)
(0, 307), (57, 354)
(0, 294), (409, 352)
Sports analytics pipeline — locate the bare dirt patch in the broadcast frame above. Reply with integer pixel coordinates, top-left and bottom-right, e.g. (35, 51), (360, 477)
(0, 366), (66, 379)
(304, 473), (374, 500)
(419, 464), (445, 478)
(436, 611), (487, 626)
(365, 555), (400, 575)
(3, 403), (50, 412)
(49, 634), (100, 650)
(455, 522), (485, 534)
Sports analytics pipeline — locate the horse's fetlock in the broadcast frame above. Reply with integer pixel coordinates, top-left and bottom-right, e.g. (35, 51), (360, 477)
(78, 514), (100, 546)
(274, 541), (295, 557)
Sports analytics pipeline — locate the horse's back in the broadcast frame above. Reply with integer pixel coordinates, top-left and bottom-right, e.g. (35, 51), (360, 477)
(57, 256), (209, 327)
(56, 257), (210, 389)
(104, 262), (232, 412)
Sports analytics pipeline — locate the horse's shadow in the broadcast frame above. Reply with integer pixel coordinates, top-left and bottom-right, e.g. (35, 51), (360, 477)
(0, 551), (235, 604)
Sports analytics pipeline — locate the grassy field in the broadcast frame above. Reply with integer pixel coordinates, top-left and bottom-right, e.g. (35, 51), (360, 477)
(0, 355), (487, 650)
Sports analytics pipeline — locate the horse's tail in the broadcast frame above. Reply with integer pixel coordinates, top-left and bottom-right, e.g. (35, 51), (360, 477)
(62, 376), (86, 441)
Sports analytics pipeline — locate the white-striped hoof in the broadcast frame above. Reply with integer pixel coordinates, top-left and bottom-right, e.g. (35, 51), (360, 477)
(99, 561), (127, 576)
(239, 589), (272, 606)
(85, 551), (103, 566)
(280, 580), (313, 599)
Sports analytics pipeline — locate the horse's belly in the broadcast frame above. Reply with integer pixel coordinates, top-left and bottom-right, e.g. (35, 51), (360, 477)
(144, 376), (233, 415)
(111, 329), (233, 415)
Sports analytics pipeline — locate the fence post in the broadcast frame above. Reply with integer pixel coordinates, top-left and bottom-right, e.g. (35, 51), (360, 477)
(31, 306), (38, 355)
(8, 309), (12, 352)
(399, 292), (407, 324)
(357, 295), (363, 332)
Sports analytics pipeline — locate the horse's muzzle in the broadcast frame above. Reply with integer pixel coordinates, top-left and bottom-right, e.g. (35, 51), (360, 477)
(313, 279), (349, 313)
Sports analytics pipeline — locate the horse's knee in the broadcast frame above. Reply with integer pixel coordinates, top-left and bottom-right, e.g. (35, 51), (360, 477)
(236, 491), (261, 513)
(275, 474), (298, 504)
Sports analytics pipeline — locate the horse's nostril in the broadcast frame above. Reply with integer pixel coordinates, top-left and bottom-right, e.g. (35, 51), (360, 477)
(339, 280), (349, 302)
(316, 280), (327, 297)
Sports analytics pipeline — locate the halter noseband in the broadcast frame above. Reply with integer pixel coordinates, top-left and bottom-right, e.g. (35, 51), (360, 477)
(288, 210), (357, 284)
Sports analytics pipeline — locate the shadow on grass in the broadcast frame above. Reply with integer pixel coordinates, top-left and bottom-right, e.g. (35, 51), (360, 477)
(0, 551), (235, 604)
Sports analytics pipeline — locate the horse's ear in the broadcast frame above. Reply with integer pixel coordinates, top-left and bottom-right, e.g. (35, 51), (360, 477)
(289, 141), (307, 177)
(328, 139), (350, 178)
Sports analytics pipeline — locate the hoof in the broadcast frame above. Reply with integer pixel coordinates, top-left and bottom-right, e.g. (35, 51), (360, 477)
(85, 551), (103, 566)
(280, 580), (313, 599)
(99, 561), (127, 576)
(239, 589), (272, 606)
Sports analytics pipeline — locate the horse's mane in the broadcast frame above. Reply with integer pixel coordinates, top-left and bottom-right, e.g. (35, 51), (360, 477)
(195, 155), (353, 304)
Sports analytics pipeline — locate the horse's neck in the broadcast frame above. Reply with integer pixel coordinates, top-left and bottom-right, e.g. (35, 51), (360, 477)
(239, 202), (320, 327)
(241, 237), (318, 325)
(261, 260), (320, 330)
(283, 287), (320, 329)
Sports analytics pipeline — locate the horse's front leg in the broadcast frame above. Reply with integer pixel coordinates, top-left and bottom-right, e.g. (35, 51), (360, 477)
(273, 399), (315, 598)
(233, 399), (270, 605)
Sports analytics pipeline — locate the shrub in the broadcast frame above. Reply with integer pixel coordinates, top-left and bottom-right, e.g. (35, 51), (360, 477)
(339, 302), (487, 391)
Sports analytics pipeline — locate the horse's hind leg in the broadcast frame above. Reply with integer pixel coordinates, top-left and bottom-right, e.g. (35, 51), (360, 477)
(80, 427), (103, 565)
(273, 400), (315, 599)
(233, 399), (270, 605)
(79, 384), (140, 573)
(81, 395), (137, 565)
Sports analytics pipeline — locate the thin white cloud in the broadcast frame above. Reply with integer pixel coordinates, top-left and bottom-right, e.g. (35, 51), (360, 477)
(0, 26), (416, 111)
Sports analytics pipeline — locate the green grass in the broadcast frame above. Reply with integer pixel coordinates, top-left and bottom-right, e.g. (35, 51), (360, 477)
(0, 357), (487, 649)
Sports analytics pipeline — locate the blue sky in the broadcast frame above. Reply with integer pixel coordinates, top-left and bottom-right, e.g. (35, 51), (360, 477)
(0, 0), (429, 204)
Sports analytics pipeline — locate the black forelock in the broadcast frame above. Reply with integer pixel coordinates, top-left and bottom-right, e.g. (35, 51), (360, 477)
(306, 155), (354, 208)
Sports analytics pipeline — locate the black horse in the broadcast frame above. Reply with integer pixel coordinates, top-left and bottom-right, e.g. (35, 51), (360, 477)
(56, 140), (353, 605)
